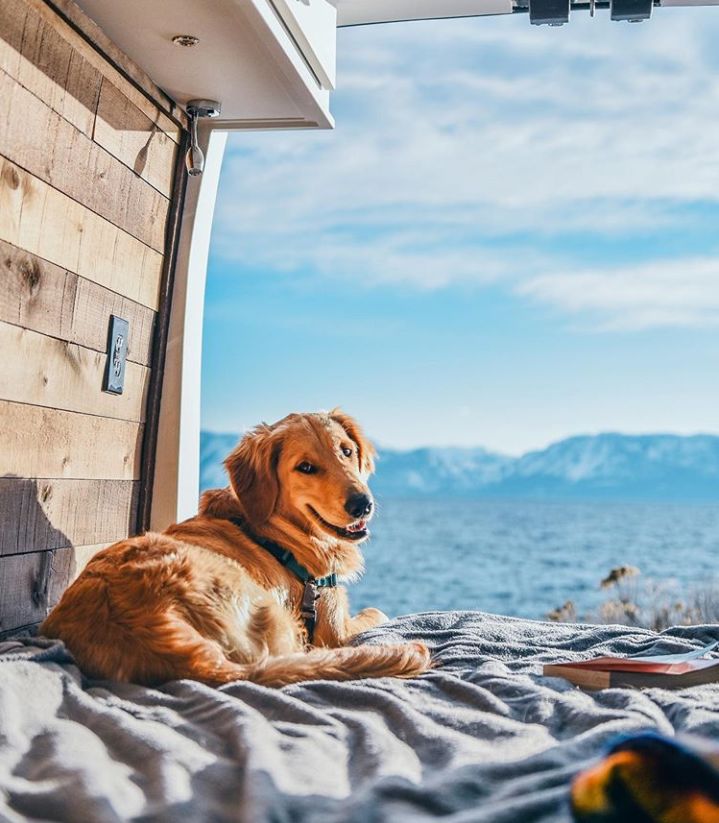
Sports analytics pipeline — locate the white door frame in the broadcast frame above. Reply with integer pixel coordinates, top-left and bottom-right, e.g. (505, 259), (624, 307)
(150, 127), (228, 530)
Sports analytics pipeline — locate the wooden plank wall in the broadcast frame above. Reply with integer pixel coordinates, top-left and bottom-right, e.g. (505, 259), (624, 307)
(0, 0), (184, 633)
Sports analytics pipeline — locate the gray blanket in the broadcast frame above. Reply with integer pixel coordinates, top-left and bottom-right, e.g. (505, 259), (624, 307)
(1, 611), (719, 822)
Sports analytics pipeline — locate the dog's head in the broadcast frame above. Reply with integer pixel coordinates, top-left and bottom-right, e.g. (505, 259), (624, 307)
(225, 410), (376, 543)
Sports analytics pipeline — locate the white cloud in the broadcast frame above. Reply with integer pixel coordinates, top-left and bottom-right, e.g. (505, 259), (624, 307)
(212, 8), (719, 323)
(518, 258), (719, 329)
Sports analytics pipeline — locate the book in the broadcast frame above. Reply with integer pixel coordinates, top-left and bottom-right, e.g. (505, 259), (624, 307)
(543, 641), (719, 690)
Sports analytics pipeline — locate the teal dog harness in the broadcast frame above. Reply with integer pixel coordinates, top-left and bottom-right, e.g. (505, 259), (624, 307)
(229, 517), (337, 645)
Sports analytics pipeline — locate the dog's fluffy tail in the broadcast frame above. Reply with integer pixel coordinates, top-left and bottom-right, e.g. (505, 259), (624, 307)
(184, 642), (432, 688)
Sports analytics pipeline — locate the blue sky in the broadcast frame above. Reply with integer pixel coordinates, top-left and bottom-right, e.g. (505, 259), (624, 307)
(202, 8), (719, 455)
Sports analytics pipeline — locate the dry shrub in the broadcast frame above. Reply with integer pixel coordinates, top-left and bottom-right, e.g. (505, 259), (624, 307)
(547, 567), (719, 631)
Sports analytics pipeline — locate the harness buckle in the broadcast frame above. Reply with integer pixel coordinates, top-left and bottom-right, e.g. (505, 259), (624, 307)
(302, 580), (320, 615)
(301, 580), (321, 646)
(301, 580), (319, 618)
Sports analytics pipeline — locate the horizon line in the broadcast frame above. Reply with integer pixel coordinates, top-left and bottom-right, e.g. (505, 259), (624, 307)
(200, 428), (719, 458)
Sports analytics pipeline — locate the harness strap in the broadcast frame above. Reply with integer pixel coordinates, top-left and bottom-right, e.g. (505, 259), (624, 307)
(229, 517), (337, 644)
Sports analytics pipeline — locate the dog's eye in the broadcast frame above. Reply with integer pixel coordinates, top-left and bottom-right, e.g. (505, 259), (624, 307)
(341, 446), (353, 458)
(296, 461), (317, 474)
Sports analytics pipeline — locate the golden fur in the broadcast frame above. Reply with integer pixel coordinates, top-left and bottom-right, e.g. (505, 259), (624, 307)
(41, 410), (431, 687)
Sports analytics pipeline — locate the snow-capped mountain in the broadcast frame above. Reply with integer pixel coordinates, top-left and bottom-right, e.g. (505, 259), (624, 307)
(374, 447), (512, 495)
(200, 431), (719, 501)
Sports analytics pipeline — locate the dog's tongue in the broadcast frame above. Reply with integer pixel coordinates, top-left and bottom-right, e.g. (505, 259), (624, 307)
(346, 520), (367, 533)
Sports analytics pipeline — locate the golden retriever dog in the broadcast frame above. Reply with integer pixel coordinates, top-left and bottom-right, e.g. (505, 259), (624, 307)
(41, 410), (431, 687)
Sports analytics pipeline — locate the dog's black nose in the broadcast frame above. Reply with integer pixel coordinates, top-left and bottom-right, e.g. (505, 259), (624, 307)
(345, 493), (373, 519)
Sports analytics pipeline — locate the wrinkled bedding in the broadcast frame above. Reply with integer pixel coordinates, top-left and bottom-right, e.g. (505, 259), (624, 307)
(1, 611), (719, 822)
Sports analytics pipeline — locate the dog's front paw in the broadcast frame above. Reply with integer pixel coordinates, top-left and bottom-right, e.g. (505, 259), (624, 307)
(358, 607), (389, 628)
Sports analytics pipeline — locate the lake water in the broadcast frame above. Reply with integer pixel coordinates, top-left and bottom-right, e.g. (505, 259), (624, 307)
(350, 498), (719, 620)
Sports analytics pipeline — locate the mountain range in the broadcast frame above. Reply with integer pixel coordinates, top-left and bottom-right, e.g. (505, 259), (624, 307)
(200, 431), (719, 501)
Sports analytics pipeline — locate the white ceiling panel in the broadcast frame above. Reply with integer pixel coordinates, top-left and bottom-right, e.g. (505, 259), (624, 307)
(75, 0), (333, 129)
(334, 0), (513, 26)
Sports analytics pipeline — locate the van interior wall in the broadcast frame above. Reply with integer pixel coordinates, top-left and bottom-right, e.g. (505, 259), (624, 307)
(0, 0), (185, 634)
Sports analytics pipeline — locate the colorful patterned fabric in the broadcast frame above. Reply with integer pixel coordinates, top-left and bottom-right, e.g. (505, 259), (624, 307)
(572, 732), (719, 823)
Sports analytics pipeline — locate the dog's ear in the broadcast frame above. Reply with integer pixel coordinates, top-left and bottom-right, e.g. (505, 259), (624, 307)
(330, 409), (376, 474)
(224, 424), (282, 526)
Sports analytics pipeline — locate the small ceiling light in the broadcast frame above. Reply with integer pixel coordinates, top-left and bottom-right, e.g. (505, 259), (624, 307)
(172, 34), (200, 47)
(185, 99), (222, 177)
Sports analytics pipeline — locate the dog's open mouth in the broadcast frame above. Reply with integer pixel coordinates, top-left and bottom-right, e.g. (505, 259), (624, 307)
(307, 506), (369, 541)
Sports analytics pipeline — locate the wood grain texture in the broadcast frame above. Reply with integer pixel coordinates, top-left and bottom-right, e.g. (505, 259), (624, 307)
(0, 542), (107, 631)
(2, 0), (183, 141)
(0, 68), (169, 252)
(0, 478), (137, 556)
(0, 401), (143, 480)
(94, 78), (177, 197)
(0, 0), (187, 634)
(1, 0), (178, 195)
(0, 0), (102, 136)
(0, 157), (163, 309)
(0, 239), (155, 366)
(0, 321), (150, 422)
(43, 0), (186, 133)
(0, 548), (72, 629)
